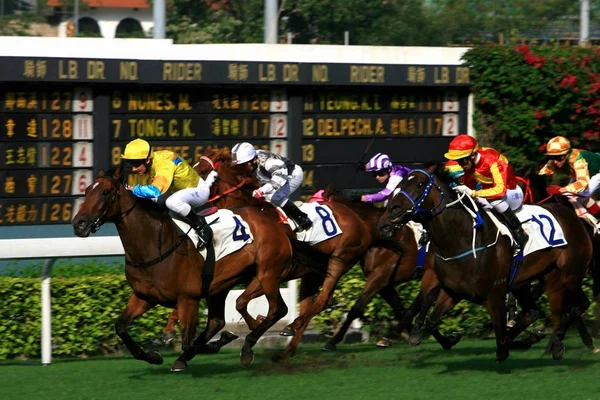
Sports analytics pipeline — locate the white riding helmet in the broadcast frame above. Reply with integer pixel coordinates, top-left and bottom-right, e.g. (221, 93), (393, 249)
(231, 142), (256, 165)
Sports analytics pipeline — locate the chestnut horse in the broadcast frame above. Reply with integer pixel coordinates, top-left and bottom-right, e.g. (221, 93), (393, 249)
(189, 147), (413, 359)
(72, 165), (299, 371)
(379, 165), (593, 361)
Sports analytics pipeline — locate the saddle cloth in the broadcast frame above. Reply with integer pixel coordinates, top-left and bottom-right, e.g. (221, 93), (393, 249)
(279, 202), (343, 245)
(406, 220), (429, 270)
(170, 209), (254, 262)
(487, 204), (567, 257)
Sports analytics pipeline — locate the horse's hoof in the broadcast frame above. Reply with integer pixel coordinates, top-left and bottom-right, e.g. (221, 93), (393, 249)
(280, 326), (295, 336)
(408, 334), (422, 346)
(376, 337), (392, 348)
(593, 348), (600, 354)
(170, 360), (188, 371)
(272, 352), (288, 363)
(496, 349), (510, 363)
(447, 333), (464, 347)
(240, 348), (255, 367)
(552, 343), (566, 360)
(322, 341), (337, 352)
(146, 350), (164, 365)
(162, 332), (175, 344)
(221, 330), (239, 344)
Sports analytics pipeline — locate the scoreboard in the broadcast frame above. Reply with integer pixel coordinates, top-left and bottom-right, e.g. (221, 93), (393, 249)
(0, 56), (470, 226)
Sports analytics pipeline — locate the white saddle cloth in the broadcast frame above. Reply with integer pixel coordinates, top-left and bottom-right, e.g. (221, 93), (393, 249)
(279, 202), (343, 245)
(171, 209), (254, 261)
(487, 204), (567, 257)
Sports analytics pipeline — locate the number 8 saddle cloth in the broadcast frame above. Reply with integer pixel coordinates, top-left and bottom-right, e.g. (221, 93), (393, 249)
(170, 209), (254, 262)
(278, 202), (343, 245)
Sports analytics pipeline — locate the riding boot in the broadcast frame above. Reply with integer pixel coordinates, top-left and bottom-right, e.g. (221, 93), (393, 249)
(500, 208), (529, 251)
(282, 201), (312, 232)
(185, 210), (213, 250)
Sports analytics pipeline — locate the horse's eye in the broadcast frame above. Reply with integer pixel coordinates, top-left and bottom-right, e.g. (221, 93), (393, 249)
(418, 182), (424, 188)
(102, 189), (110, 196)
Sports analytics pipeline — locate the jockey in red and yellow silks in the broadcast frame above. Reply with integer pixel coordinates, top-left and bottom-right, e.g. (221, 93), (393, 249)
(444, 134), (528, 250)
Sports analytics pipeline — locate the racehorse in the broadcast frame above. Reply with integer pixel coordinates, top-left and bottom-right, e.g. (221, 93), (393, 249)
(189, 147), (409, 359)
(517, 163), (600, 337)
(72, 165), (299, 371)
(378, 164), (593, 361)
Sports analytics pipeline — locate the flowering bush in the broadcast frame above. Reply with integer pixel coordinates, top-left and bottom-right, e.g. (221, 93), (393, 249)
(463, 45), (600, 170)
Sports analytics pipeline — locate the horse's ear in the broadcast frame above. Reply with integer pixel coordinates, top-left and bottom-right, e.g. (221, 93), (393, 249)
(112, 164), (124, 180)
(98, 169), (106, 177)
(323, 184), (336, 199)
(423, 162), (438, 173)
(205, 146), (212, 154)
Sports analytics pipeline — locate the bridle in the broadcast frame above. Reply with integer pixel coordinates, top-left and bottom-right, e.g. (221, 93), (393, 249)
(88, 177), (137, 233)
(197, 156), (249, 203)
(390, 169), (446, 225)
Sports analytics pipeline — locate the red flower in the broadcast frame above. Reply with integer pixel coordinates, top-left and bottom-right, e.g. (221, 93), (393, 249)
(515, 44), (530, 54)
(535, 125), (541, 130)
(480, 99), (487, 105)
(571, 116), (577, 120)
(556, 58), (564, 64)
(534, 109), (543, 119)
(538, 143), (547, 151)
(561, 74), (578, 87)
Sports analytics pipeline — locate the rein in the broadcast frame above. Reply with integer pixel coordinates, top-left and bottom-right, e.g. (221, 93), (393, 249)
(207, 178), (246, 203)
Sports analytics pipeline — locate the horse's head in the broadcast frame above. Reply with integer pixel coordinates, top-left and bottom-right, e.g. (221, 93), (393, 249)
(72, 165), (127, 237)
(378, 166), (445, 238)
(194, 146), (261, 207)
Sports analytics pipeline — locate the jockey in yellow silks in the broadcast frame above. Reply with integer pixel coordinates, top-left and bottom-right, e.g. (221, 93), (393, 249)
(539, 136), (600, 228)
(444, 134), (528, 250)
(121, 138), (217, 249)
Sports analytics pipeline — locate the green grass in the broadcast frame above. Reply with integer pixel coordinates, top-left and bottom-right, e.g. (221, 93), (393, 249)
(2, 338), (600, 400)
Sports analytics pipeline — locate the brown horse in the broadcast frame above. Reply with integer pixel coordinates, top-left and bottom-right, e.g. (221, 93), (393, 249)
(72, 165), (297, 371)
(379, 165), (593, 361)
(190, 147), (413, 359)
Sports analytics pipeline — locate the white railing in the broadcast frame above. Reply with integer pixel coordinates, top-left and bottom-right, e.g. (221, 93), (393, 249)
(0, 237), (297, 365)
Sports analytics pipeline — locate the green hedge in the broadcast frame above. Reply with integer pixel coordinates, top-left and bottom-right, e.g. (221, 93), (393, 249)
(463, 45), (600, 171)
(0, 276), (205, 360)
(1, 267), (596, 360)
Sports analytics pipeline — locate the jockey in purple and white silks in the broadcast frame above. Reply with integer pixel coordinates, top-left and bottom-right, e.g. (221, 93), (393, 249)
(361, 153), (412, 204)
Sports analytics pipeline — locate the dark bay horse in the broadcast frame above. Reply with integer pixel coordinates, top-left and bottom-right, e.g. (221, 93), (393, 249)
(72, 165), (296, 371)
(517, 164), (600, 337)
(190, 147), (413, 359)
(378, 165), (593, 361)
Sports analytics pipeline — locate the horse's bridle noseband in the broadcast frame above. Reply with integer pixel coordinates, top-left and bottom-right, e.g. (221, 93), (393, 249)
(390, 169), (445, 225)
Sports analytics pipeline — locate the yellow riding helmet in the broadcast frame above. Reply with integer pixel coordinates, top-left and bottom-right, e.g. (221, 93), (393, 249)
(545, 136), (571, 156)
(121, 139), (153, 160)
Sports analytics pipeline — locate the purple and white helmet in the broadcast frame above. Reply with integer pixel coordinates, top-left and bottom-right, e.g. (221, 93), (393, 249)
(366, 153), (392, 172)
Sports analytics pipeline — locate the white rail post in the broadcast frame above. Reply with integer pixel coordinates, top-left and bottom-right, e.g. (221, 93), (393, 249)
(288, 279), (298, 323)
(41, 259), (55, 365)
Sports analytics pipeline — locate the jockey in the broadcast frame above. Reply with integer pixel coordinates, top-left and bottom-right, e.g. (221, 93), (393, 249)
(360, 153), (411, 203)
(539, 136), (600, 222)
(230, 142), (312, 231)
(120, 138), (217, 249)
(444, 134), (528, 250)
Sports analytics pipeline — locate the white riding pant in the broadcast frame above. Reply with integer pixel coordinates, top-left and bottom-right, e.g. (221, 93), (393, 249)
(569, 172), (600, 206)
(265, 165), (304, 207)
(165, 185), (211, 216)
(475, 186), (524, 213)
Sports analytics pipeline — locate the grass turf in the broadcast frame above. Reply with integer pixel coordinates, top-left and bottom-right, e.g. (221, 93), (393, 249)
(1, 337), (599, 400)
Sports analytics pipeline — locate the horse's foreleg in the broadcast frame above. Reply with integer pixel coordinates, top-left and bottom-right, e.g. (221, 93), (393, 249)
(236, 278), (265, 331)
(162, 308), (179, 344)
(374, 285), (411, 346)
(115, 294), (162, 365)
(486, 291), (510, 363)
(169, 297), (200, 371)
(506, 284), (546, 347)
(281, 275), (320, 336)
(241, 274), (288, 367)
(323, 271), (390, 351)
(424, 291), (461, 350)
(409, 282), (442, 346)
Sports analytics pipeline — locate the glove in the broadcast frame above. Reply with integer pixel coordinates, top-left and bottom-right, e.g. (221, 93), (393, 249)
(453, 185), (473, 197)
(546, 185), (563, 196)
(203, 170), (218, 187)
(356, 161), (366, 172)
(252, 189), (265, 199)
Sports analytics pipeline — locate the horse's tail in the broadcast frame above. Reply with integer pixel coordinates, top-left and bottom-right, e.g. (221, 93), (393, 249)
(289, 238), (331, 276)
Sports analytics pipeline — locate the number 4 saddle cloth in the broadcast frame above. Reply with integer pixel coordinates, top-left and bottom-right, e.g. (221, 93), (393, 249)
(487, 204), (567, 257)
(278, 202), (343, 245)
(170, 209), (254, 262)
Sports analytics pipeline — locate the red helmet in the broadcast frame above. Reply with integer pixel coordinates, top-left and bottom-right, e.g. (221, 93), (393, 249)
(444, 135), (478, 160)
